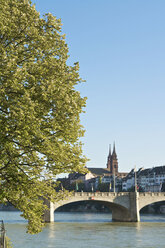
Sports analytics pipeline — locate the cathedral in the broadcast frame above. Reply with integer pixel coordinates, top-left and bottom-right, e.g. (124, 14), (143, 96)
(88, 143), (127, 178)
(68, 143), (128, 187)
(106, 143), (118, 174)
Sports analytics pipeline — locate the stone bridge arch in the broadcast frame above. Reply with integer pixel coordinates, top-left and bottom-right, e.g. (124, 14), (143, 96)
(53, 192), (130, 211)
(43, 192), (139, 223)
(54, 199), (129, 219)
(139, 192), (165, 210)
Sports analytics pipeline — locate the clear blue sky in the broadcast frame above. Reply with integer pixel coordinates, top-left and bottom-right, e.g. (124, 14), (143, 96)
(32, 0), (165, 172)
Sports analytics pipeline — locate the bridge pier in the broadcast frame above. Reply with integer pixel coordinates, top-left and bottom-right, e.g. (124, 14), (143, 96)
(130, 192), (140, 222)
(43, 199), (54, 222)
(112, 192), (140, 222)
(112, 207), (133, 222)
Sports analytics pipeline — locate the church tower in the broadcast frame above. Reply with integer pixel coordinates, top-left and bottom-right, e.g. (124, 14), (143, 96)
(107, 143), (118, 174)
(111, 143), (118, 174)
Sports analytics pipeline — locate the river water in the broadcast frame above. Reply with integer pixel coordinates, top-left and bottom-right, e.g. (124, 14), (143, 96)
(1, 211), (165, 248)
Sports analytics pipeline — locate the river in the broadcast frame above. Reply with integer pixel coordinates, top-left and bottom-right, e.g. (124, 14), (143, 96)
(1, 211), (165, 248)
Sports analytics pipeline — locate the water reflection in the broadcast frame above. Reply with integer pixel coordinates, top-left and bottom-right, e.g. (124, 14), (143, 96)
(47, 223), (56, 239)
(135, 222), (141, 231)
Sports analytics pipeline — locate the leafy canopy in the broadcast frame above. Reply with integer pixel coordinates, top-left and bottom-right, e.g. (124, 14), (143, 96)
(0, 0), (87, 233)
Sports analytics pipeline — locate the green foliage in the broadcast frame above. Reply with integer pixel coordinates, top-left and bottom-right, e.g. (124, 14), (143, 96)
(71, 180), (85, 192)
(98, 183), (110, 192)
(58, 179), (86, 192)
(6, 236), (13, 248)
(98, 176), (102, 185)
(0, 0), (87, 233)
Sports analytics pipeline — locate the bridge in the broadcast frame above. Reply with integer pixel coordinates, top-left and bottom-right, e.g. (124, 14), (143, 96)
(43, 192), (165, 223)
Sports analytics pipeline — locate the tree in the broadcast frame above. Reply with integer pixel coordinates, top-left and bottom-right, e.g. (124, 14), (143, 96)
(0, 0), (87, 233)
(98, 183), (110, 192)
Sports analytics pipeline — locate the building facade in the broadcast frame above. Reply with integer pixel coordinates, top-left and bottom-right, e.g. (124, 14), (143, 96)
(122, 166), (165, 192)
(63, 144), (165, 192)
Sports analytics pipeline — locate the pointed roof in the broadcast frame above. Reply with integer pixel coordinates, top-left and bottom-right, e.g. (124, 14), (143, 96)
(108, 144), (111, 158)
(112, 142), (117, 155)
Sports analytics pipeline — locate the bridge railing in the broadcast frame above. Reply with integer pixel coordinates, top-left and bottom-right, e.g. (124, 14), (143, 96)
(139, 192), (165, 196)
(73, 192), (130, 197)
(0, 220), (6, 248)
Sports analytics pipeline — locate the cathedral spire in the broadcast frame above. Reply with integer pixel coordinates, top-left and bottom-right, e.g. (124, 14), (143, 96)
(107, 142), (118, 173)
(107, 144), (111, 170)
(112, 142), (116, 155)
(108, 144), (111, 158)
